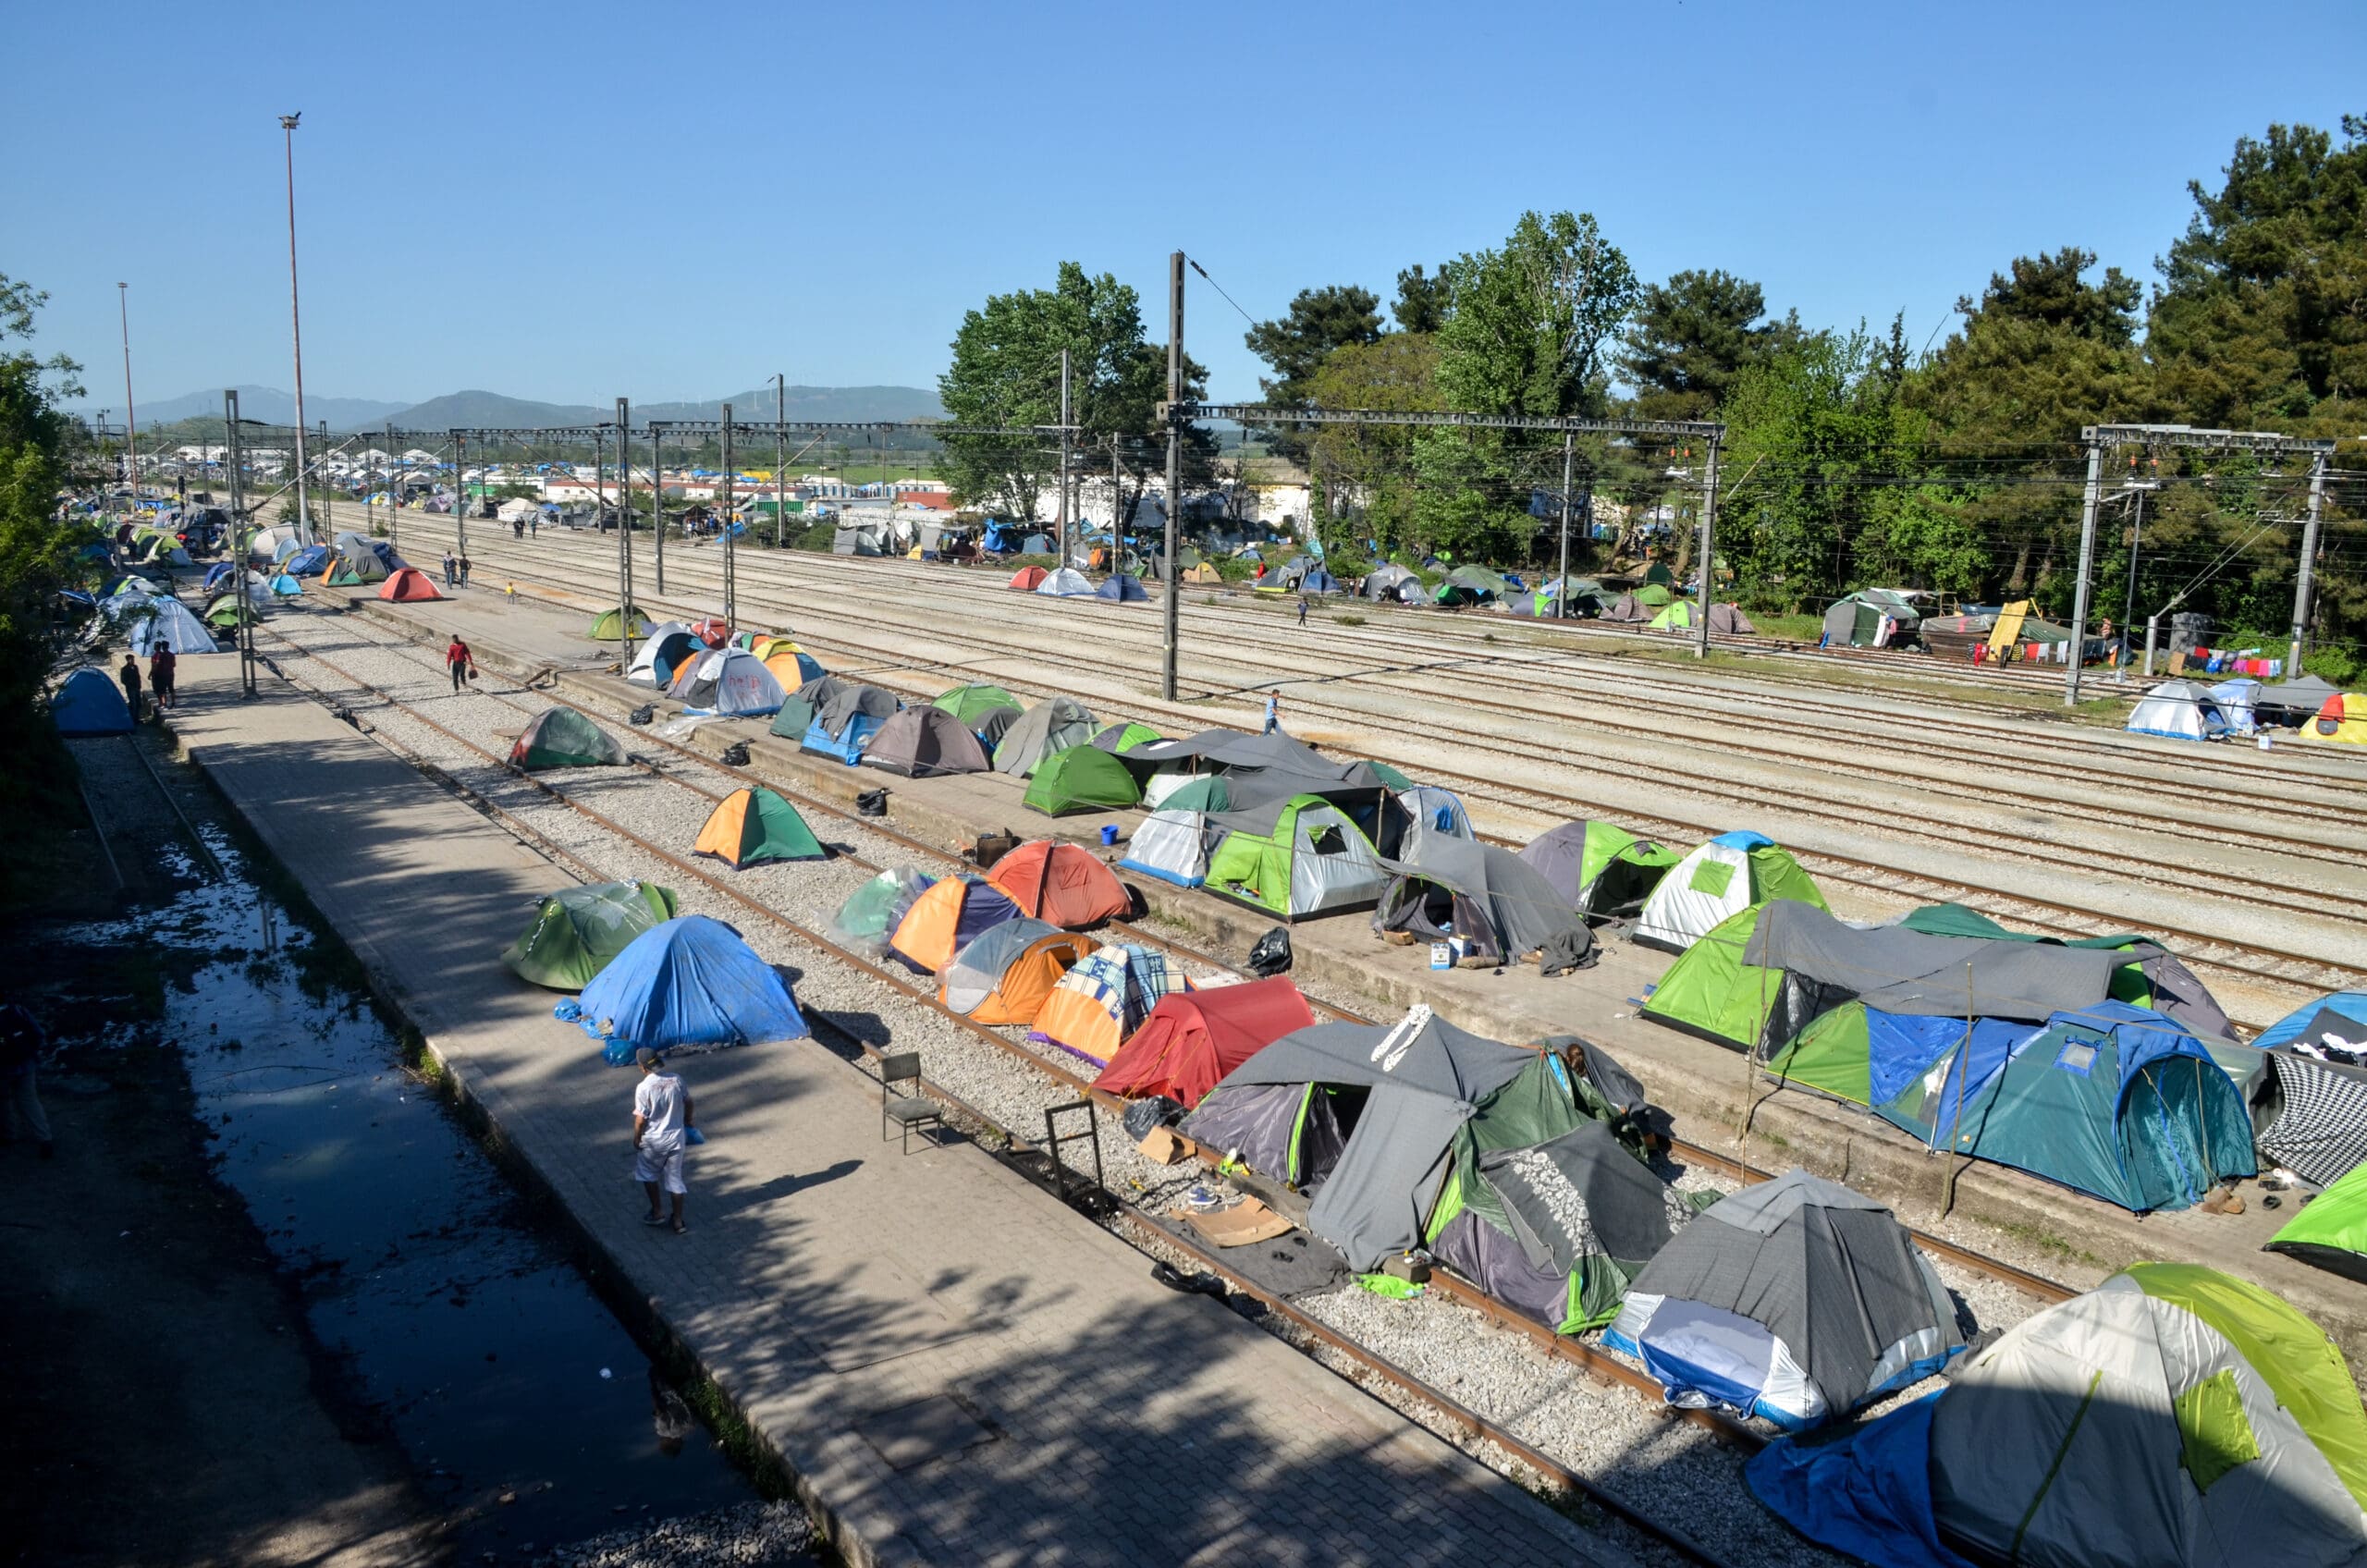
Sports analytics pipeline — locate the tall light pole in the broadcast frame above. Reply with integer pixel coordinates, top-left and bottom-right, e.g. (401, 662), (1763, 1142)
(773, 373), (787, 551)
(117, 284), (138, 496)
(279, 113), (312, 543)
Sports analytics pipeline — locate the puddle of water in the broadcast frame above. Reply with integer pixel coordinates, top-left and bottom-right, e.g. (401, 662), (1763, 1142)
(59, 861), (754, 1562)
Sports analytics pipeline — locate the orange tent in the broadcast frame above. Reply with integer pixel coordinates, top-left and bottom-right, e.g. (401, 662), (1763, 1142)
(1028, 943), (1191, 1068)
(1094, 978), (1316, 1107)
(1007, 565), (1049, 591)
(985, 840), (1131, 928)
(378, 567), (445, 602)
(939, 922), (1093, 1025)
(888, 875), (1024, 974)
(762, 642), (827, 694)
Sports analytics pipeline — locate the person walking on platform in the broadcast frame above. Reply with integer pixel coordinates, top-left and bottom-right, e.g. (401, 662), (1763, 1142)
(148, 644), (177, 714)
(118, 654), (142, 723)
(458, 553), (472, 587)
(441, 550), (457, 587)
(632, 1047), (693, 1234)
(1297, 595), (1308, 628)
(446, 633), (474, 693)
(1263, 692), (1281, 734)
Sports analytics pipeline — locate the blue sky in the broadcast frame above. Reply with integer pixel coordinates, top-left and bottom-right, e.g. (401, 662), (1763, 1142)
(9, 0), (2361, 412)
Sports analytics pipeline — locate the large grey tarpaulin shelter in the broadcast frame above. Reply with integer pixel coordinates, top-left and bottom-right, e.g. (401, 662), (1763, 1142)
(992, 696), (1097, 776)
(1606, 1169), (1964, 1428)
(1182, 1009), (1538, 1269)
(1125, 726), (1365, 782)
(1746, 899), (2120, 1041)
(1373, 837), (1586, 966)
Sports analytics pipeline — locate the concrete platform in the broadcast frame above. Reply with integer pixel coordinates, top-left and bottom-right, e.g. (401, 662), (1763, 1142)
(166, 657), (1623, 1568)
(334, 590), (2367, 1377)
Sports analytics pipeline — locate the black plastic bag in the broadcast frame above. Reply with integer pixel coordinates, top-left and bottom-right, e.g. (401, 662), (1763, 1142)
(629, 704), (654, 727)
(1246, 926), (1293, 977)
(854, 788), (889, 818)
(719, 741), (750, 767)
(1122, 1096), (1186, 1143)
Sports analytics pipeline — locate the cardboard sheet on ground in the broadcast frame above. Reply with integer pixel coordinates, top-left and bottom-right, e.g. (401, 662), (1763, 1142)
(1177, 1194), (1295, 1247)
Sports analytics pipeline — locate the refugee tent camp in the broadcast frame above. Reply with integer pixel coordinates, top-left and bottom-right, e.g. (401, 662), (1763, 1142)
(1034, 567), (1096, 596)
(693, 787), (826, 867)
(1096, 572), (1149, 602)
(1605, 1169), (1965, 1429)
(1372, 837), (1586, 967)
(1024, 745), (1144, 815)
(1598, 591), (1653, 623)
(509, 707), (626, 769)
(1182, 1009), (1565, 1269)
(1431, 1117), (1701, 1336)
(993, 695), (1097, 776)
(501, 881), (681, 989)
(283, 544), (332, 577)
(1518, 820), (1679, 918)
(1300, 567), (1343, 594)
(798, 683), (900, 764)
(1091, 977), (1315, 1106)
(1203, 791), (1391, 921)
(2259, 672), (2342, 726)
(627, 622), (703, 688)
(889, 875), (1024, 974)
(378, 567), (444, 602)
(558, 914), (808, 1063)
(938, 920), (1093, 1025)
(1748, 1263), (2367, 1568)
(268, 573), (303, 597)
(1090, 721), (1162, 757)
(50, 667), (133, 735)
(669, 648), (786, 716)
(865, 706), (991, 778)
(983, 839), (1131, 926)
(589, 605), (653, 642)
(2244, 989), (2367, 1187)
(2128, 679), (2232, 741)
(2301, 692), (2367, 745)
(1030, 943), (1192, 1067)
(1360, 563), (1422, 603)
(1118, 802), (1219, 887)
(2209, 677), (2263, 734)
(1633, 831), (1824, 951)
(330, 533), (393, 582)
(2269, 1161), (2367, 1281)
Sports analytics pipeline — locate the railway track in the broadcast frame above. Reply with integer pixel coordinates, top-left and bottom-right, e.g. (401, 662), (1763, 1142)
(406, 541), (2364, 1011)
(251, 608), (2078, 1568)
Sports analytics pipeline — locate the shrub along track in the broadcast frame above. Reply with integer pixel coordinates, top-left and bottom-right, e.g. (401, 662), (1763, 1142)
(251, 608), (2071, 1568)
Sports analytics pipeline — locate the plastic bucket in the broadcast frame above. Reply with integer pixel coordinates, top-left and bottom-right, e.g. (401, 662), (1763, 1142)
(1099, 824), (1119, 847)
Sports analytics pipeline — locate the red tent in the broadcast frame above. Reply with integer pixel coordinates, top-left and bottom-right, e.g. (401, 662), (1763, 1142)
(690, 618), (731, 646)
(1007, 565), (1049, 590)
(984, 840), (1130, 928)
(378, 567), (445, 602)
(1094, 978), (1315, 1107)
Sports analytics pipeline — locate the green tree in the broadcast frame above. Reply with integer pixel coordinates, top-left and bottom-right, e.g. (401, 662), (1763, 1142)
(937, 262), (1192, 521)
(1619, 269), (1797, 422)
(2150, 115), (2367, 430)
(0, 274), (90, 880)
(1245, 285), (1383, 405)
(1303, 333), (1443, 562)
(1411, 211), (1639, 561)
(1392, 264), (1450, 334)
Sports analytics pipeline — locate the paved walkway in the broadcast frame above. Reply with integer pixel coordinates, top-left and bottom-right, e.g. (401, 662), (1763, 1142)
(168, 660), (1622, 1568)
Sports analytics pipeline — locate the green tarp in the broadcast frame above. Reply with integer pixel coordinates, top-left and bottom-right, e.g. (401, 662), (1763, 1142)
(511, 706), (626, 769)
(2269, 1160), (2367, 1285)
(502, 880), (679, 989)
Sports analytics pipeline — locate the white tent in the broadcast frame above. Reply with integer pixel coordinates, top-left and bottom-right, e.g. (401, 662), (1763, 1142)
(1633, 830), (1823, 952)
(2127, 680), (2229, 742)
(497, 498), (541, 523)
(2206, 678), (2262, 736)
(626, 621), (697, 687)
(1119, 809), (1213, 888)
(106, 593), (219, 656)
(1033, 567), (1096, 597)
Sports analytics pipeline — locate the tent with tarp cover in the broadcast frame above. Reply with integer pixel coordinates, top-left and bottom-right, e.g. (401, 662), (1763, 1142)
(829, 868), (936, 959)
(1371, 837), (1587, 967)
(509, 706), (626, 769)
(502, 881), (681, 989)
(1181, 1007), (1565, 1269)
(1517, 819), (1680, 918)
(1748, 1263), (2367, 1568)
(2249, 993), (2367, 1190)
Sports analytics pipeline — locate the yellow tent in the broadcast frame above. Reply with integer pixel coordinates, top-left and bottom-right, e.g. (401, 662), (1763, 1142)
(1986, 599), (2031, 655)
(2301, 692), (2367, 745)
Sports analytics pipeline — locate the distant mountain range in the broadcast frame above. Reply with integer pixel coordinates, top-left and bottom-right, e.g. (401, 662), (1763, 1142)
(85, 384), (946, 432)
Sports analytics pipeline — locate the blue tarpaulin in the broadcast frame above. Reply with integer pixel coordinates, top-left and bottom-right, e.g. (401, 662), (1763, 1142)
(1744, 1393), (1973, 1568)
(556, 914), (807, 1064)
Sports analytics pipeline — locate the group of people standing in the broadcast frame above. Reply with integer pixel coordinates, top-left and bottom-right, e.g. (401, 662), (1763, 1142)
(117, 645), (176, 722)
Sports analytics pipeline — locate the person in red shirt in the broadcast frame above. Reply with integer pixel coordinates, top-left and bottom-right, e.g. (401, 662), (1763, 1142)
(446, 634), (473, 693)
(148, 645), (177, 712)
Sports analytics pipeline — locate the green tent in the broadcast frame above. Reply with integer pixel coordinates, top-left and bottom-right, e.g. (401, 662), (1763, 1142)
(1093, 721), (1162, 754)
(1365, 760), (1414, 790)
(502, 880), (680, 989)
(1205, 793), (1390, 920)
(934, 683), (1021, 725)
(589, 605), (652, 642)
(510, 706), (627, 769)
(325, 565), (364, 586)
(1024, 746), (1144, 815)
(1639, 905), (1788, 1048)
(202, 596), (243, 629)
(694, 786), (827, 865)
(2269, 1161), (2367, 1283)
(1155, 775), (1231, 813)
(830, 867), (935, 953)
(1635, 582), (1673, 607)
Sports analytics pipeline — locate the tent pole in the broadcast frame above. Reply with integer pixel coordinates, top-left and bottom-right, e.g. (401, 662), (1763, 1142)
(617, 398), (634, 669)
(1557, 433), (1574, 619)
(1162, 251), (1184, 703)
(1694, 435), (1720, 659)
(721, 404), (736, 628)
(2065, 435), (2103, 706)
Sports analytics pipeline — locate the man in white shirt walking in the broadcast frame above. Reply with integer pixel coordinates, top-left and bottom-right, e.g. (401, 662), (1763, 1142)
(632, 1047), (694, 1234)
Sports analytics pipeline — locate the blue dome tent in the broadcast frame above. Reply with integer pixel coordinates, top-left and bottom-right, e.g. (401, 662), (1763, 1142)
(52, 668), (133, 735)
(556, 915), (807, 1064)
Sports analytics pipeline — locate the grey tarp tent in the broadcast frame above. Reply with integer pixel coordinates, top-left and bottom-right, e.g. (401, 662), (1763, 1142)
(817, 682), (900, 736)
(992, 695), (1097, 776)
(1181, 1009), (1536, 1268)
(1360, 563), (1420, 602)
(1599, 591), (1652, 623)
(1372, 837), (1584, 965)
(2251, 1042), (2367, 1189)
(1605, 1169), (1964, 1427)
(865, 704), (992, 778)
